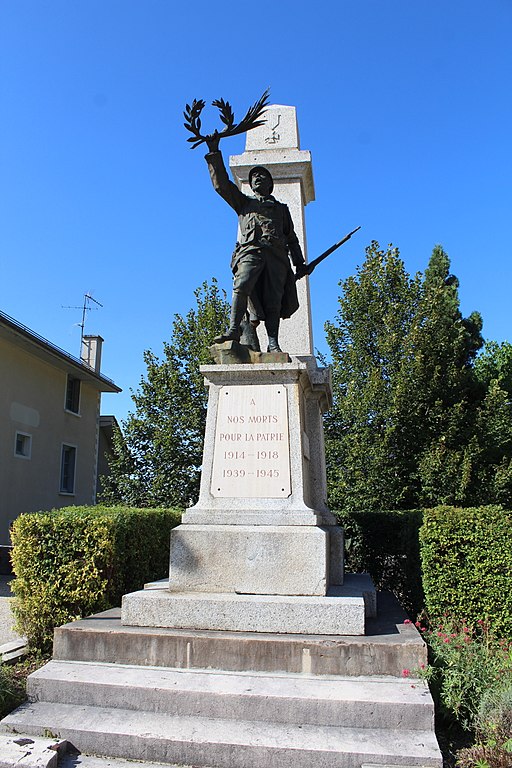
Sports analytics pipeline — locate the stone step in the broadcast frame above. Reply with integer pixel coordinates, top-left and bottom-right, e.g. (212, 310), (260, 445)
(1, 701), (442, 768)
(59, 753), (194, 768)
(0, 734), (67, 768)
(0, 636), (28, 663)
(26, 660), (434, 731)
(52, 593), (426, 677)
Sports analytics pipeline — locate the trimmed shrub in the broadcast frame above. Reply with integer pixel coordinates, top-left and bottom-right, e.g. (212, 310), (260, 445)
(420, 505), (512, 637)
(10, 505), (181, 653)
(336, 509), (424, 618)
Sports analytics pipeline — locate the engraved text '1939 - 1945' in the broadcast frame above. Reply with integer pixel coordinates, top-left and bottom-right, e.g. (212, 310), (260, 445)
(211, 384), (291, 498)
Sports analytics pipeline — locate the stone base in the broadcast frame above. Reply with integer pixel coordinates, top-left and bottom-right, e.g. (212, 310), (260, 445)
(121, 575), (376, 636)
(209, 340), (291, 365)
(0, 593), (442, 768)
(52, 591), (425, 676)
(169, 523), (329, 595)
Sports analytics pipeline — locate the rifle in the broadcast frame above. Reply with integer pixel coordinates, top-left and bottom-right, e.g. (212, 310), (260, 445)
(296, 226), (361, 280)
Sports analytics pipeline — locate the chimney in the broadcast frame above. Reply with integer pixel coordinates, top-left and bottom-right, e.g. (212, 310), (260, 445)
(81, 335), (104, 373)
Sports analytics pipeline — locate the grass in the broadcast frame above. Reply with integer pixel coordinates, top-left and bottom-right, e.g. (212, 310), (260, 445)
(0, 653), (48, 719)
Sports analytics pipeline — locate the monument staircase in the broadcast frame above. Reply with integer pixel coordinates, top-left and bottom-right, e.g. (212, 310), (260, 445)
(1, 589), (440, 768)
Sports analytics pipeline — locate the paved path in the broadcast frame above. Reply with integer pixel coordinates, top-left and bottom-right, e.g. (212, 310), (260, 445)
(0, 576), (25, 648)
(0, 735), (190, 768)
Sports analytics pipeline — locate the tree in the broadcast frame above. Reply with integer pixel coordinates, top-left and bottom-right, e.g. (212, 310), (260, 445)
(324, 241), (422, 511)
(411, 252), (512, 507)
(474, 340), (512, 398)
(101, 280), (230, 508)
(323, 241), (504, 512)
(408, 244), (484, 505)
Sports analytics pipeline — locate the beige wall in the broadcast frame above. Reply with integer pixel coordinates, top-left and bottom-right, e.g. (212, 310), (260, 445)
(0, 336), (101, 545)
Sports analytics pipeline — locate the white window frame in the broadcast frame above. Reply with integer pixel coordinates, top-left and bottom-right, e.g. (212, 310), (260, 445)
(14, 431), (32, 460)
(60, 443), (77, 495)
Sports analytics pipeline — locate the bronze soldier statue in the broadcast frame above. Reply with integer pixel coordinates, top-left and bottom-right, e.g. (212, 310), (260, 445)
(204, 133), (307, 353)
(184, 92), (360, 353)
(184, 91), (306, 353)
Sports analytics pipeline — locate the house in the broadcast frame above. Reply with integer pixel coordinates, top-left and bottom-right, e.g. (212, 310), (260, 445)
(0, 310), (121, 545)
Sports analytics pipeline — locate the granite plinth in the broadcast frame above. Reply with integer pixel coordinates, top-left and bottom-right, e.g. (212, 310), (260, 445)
(183, 359), (344, 588)
(169, 523), (329, 596)
(121, 584), (368, 636)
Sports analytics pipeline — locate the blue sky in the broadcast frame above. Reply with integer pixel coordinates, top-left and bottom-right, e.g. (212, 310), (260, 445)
(1, 1), (511, 424)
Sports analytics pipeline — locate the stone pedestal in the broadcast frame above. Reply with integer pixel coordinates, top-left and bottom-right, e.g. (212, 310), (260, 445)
(121, 357), (360, 633)
(175, 359), (342, 591)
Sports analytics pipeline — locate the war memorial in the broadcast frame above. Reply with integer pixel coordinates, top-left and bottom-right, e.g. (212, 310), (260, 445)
(1, 96), (442, 768)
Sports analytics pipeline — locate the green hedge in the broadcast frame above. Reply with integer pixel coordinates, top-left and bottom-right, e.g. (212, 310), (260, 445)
(10, 505), (181, 653)
(336, 509), (424, 618)
(420, 505), (512, 637)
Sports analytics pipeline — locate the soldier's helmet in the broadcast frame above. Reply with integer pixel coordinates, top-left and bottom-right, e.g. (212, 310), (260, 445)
(248, 166), (274, 195)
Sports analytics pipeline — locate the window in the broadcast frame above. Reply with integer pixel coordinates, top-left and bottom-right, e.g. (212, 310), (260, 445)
(65, 375), (81, 413)
(14, 431), (32, 459)
(60, 444), (76, 493)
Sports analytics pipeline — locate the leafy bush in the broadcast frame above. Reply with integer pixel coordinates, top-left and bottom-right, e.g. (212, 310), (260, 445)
(421, 619), (512, 731)
(10, 505), (181, 653)
(336, 509), (424, 618)
(457, 740), (512, 768)
(420, 506), (512, 636)
(420, 617), (512, 767)
(478, 686), (512, 749)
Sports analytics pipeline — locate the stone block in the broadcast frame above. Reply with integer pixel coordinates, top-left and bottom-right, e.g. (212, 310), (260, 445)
(121, 587), (366, 635)
(0, 734), (66, 768)
(169, 524), (329, 596)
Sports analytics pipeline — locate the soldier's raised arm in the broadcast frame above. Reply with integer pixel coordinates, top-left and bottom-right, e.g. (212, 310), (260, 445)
(204, 133), (245, 215)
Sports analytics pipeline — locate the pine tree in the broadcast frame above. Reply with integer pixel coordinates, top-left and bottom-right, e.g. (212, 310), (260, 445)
(324, 241), (422, 511)
(324, 242), (490, 512)
(101, 280), (230, 508)
(408, 244), (484, 505)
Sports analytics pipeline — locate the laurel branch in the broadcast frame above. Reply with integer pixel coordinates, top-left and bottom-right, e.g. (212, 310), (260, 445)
(183, 88), (270, 149)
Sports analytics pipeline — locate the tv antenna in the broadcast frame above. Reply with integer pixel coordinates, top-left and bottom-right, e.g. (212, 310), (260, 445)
(62, 293), (104, 350)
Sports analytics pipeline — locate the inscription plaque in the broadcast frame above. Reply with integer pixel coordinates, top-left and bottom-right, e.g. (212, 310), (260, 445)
(211, 384), (291, 498)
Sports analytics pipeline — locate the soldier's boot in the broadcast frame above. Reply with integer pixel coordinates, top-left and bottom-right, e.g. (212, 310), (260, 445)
(265, 314), (282, 353)
(240, 314), (261, 352)
(213, 291), (247, 344)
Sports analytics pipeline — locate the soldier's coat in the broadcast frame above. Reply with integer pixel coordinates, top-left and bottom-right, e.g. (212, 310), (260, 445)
(205, 150), (303, 320)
